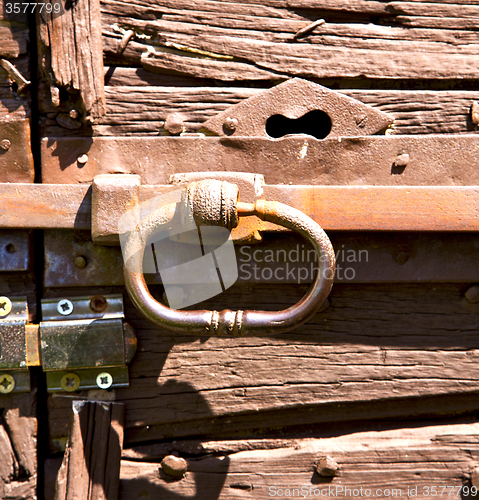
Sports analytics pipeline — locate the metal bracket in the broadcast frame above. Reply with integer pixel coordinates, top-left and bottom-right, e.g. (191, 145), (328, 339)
(0, 294), (137, 393)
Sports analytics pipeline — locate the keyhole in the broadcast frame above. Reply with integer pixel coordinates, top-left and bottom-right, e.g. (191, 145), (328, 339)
(265, 110), (332, 140)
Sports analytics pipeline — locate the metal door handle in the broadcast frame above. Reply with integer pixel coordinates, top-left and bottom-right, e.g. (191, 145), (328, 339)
(123, 180), (335, 335)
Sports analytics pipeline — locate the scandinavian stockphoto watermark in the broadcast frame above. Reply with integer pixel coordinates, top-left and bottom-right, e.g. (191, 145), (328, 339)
(238, 244), (368, 283)
(119, 190), (366, 309)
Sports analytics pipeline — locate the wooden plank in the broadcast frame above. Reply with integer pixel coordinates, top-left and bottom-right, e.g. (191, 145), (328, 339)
(0, 25), (29, 58)
(100, 0), (479, 80)
(37, 0), (106, 119)
(0, 393), (37, 499)
(84, 82), (479, 136)
(46, 283), (479, 448)
(55, 401), (124, 500)
(118, 424), (479, 499)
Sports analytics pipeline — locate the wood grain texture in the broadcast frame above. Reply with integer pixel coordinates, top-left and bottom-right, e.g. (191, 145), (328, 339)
(94, 81), (479, 136)
(55, 401), (124, 500)
(0, 25), (29, 58)
(37, 0), (106, 119)
(100, 0), (479, 80)
(0, 393), (37, 500)
(46, 283), (479, 449)
(119, 423), (479, 499)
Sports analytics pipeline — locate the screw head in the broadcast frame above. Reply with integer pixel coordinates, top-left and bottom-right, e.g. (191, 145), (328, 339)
(61, 373), (80, 392)
(57, 299), (74, 316)
(223, 117), (238, 134)
(1, 139), (11, 151)
(0, 374), (15, 394)
(74, 255), (87, 269)
(161, 455), (188, 477)
(164, 113), (185, 135)
(96, 372), (113, 389)
(77, 154), (88, 165)
(0, 297), (12, 317)
(89, 295), (108, 313)
(395, 251), (410, 266)
(316, 456), (339, 477)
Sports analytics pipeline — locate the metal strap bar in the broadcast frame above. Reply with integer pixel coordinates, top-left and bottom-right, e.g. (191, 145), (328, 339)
(1, 183), (479, 232)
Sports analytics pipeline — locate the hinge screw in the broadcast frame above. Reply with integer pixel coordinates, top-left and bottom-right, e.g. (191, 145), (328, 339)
(0, 374), (15, 394)
(57, 299), (74, 315)
(0, 139), (11, 151)
(96, 372), (113, 389)
(61, 373), (80, 392)
(223, 117), (238, 134)
(316, 456), (339, 477)
(0, 297), (12, 317)
(90, 295), (108, 313)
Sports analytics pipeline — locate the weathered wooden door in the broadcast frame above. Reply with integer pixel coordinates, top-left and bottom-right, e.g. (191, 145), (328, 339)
(4, 0), (479, 499)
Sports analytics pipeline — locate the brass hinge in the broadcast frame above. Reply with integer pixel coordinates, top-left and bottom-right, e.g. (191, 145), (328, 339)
(0, 294), (136, 393)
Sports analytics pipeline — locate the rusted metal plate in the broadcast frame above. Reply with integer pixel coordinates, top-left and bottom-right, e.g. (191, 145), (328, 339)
(44, 230), (479, 287)
(0, 119), (34, 183)
(3, 183), (479, 232)
(202, 78), (394, 138)
(41, 135), (479, 186)
(0, 230), (31, 271)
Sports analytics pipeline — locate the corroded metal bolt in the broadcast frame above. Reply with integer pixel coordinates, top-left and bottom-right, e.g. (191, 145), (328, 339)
(96, 372), (113, 389)
(465, 285), (479, 304)
(0, 297), (12, 317)
(316, 456), (339, 477)
(223, 117), (238, 133)
(1, 139), (11, 151)
(164, 113), (185, 135)
(77, 154), (88, 165)
(0, 374), (15, 394)
(472, 467), (479, 487)
(394, 153), (409, 168)
(395, 251), (410, 266)
(161, 455), (188, 477)
(74, 256), (87, 269)
(472, 102), (479, 126)
(57, 299), (74, 316)
(61, 373), (80, 392)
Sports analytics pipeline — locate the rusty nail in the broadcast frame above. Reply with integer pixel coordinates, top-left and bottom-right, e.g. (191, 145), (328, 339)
(0, 59), (30, 94)
(293, 18), (325, 40)
(0, 139), (11, 151)
(471, 102), (479, 126)
(223, 117), (238, 134)
(472, 467), (479, 487)
(117, 30), (135, 55)
(0, 297), (12, 317)
(395, 251), (410, 266)
(465, 285), (479, 304)
(90, 295), (108, 313)
(164, 113), (185, 135)
(74, 256), (87, 269)
(0, 374), (15, 394)
(77, 154), (88, 165)
(394, 153), (410, 168)
(161, 455), (187, 477)
(69, 109), (79, 119)
(316, 456), (339, 477)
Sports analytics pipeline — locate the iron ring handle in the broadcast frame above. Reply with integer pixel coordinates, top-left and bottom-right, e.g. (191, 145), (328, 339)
(123, 180), (335, 336)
